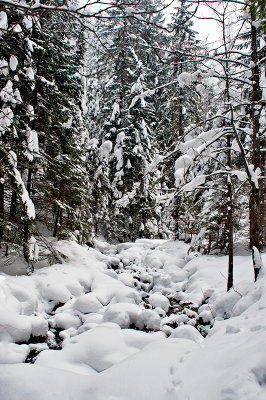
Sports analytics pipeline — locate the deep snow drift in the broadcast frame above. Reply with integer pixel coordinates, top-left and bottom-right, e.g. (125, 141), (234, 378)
(0, 239), (265, 400)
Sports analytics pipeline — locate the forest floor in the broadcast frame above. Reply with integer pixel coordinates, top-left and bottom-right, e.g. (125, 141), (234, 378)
(0, 238), (265, 400)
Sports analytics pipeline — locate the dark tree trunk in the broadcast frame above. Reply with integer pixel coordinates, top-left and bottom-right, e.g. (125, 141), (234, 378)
(0, 170), (4, 247)
(53, 206), (62, 238)
(178, 87), (184, 137)
(207, 234), (212, 254)
(249, 21), (263, 254)
(10, 189), (17, 222)
(223, 18), (234, 291)
(249, 21), (264, 281)
(227, 134), (234, 291)
(23, 166), (34, 272)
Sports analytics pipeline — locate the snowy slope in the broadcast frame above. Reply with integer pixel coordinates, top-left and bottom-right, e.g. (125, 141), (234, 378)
(0, 239), (265, 400)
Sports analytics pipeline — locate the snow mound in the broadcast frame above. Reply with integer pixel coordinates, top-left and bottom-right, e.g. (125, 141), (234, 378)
(149, 293), (170, 312)
(170, 325), (203, 343)
(73, 293), (103, 314)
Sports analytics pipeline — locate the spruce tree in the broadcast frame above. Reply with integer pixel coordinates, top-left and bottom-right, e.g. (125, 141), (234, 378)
(87, 0), (167, 242)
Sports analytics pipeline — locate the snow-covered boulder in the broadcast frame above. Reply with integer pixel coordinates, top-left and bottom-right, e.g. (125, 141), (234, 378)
(103, 303), (141, 329)
(170, 325), (203, 343)
(149, 293), (170, 312)
(0, 307), (32, 343)
(54, 313), (81, 330)
(73, 293), (103, 314)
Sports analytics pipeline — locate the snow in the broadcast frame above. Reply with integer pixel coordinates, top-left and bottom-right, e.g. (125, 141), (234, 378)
(25, 67), (35, 80)
(0, 343), (29, 364)
(0, 80), (14, 103)
(0, 239), (265, 400)
(110, 101), (120, 121)
(74, 293), (103, 314)
(8, 150), (17, 167)
(99, 140), (112, 161)
(182, 175), (206, 191)
(26, 127), (39, 160)
(149, 293), (170, 312)
(174, 154), (193, 185)
(26, 104), (35, 120)
(9, 55), (18, 71)
(23, 16), (33, 29)
(13, 88), (22, 103)
(10, 165), (35, 219)
(0, 59), (9, 76)
(231, 169), (247, 182)
(28, 236), (39, 262)
(252, 246), (263, 273)
(174, 128), (225, 187)
(12, 24), (22, 33)
(20, 184), (35, 219)
(248, 164), (261, 189)
(113, 131), (125, 172)
(178, 70), (202, 88)
(0, 11), (8, 36)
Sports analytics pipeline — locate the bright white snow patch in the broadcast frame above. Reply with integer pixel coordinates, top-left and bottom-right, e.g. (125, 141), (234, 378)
(9, 55), (18, 71)
(0, 11), (8, 36)
(99, 140), (112, 161)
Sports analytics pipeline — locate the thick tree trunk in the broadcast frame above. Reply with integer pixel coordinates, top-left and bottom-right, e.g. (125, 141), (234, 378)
(249, 22), (263, 254)
(249, 21), (264, 281)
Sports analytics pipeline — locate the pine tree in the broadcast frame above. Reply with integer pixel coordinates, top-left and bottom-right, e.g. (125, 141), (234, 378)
(87, 0), (168, 242)
(0, 5), (37, 267)
(30, 4), (91, 243)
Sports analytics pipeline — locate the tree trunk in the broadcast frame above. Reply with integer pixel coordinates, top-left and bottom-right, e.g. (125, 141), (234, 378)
(0, 170), (4, 247)
(10, 189), (17, 222)
(227, 134), (234, 291)
(23, 166), (34, 273)
(178, 87), (184, 137)
(53, 205), (62, 238)
(249, 21), (263, 254)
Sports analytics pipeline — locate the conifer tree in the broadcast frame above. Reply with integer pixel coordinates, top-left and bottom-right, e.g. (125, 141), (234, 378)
(87, 0), (167, 242)
(0, 6), (37, 266)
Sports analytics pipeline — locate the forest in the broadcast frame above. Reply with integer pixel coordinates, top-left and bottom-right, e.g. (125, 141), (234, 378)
(0, 0), (265, 283)
(0, 1), (265, 399)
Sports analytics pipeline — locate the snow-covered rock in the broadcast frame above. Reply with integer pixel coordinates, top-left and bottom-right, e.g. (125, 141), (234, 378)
(149, 293), (170, 312)
(170, 325), (203, 343)
(73, 293), (103, 314)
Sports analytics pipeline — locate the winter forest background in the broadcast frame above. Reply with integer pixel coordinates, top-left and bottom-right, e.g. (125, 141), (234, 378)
(0, 0), (265, 285)
(0, 1), (266, 399)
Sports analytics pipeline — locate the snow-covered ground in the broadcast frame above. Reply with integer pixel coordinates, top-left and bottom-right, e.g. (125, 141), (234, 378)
(0, 239), (265, 400)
